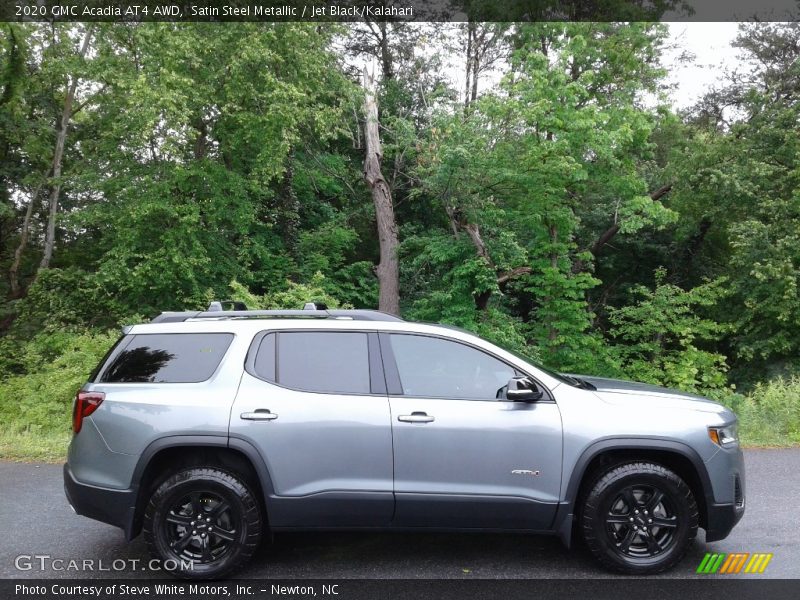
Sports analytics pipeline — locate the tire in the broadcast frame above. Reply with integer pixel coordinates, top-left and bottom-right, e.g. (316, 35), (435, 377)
(581, 462), (698, 575)
(143, 467), (263, 580)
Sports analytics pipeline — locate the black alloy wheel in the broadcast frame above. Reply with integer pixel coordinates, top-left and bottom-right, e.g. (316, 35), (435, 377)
(604, 484), (678, 558)
(143, 467), (262, 579)
(163, 490), (239, 564)
(581, 462), (698, 574)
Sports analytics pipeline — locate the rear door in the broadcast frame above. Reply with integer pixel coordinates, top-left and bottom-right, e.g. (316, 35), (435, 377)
(229, 329), (394, 527)
(382, 332), (563, 530)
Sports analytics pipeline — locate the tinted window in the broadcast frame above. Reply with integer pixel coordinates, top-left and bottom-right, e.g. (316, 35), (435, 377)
(277, 332), (370, 394)
(99, 333), (233, 383)
(253, 333), (276, 381)
(389, 334), (516, 400)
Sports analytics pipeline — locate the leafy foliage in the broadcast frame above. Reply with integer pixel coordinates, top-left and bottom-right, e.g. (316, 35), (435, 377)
(1, 22), (800, 454)
(608, 270), (729, 393)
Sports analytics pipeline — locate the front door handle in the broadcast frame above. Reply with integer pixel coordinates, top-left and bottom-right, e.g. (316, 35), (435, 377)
(398, 412), (435, 423)
(240, 410), (278, 421)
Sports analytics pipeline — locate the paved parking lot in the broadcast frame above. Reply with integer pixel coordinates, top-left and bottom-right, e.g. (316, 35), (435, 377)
(1, 449), (798, 579)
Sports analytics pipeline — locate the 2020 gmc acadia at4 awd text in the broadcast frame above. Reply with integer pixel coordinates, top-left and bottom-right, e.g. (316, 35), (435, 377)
(64, 302), (745, 579)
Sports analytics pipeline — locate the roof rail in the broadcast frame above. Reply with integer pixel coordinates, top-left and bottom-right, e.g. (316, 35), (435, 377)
(150, 302), (404, 324)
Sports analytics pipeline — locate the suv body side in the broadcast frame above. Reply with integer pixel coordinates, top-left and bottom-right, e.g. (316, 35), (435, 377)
(64, 318), (744, 548)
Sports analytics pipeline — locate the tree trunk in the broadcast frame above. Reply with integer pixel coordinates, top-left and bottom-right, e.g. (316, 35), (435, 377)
(470, 29), (481, 104)
(464, 22), (475, 109)
(447, 210), (532, 311)
(39, 26), (93, 270)
(362, 68), (400, 316)
(279, 150), (300, 257)
(9, 181), (44, 297)
(378, 23), (393, 82)
(547, 224), (559, 343)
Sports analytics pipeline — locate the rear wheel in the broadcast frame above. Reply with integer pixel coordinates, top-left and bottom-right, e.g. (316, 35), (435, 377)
(143, 467), (262, 579)
(581, 462), (698, 574)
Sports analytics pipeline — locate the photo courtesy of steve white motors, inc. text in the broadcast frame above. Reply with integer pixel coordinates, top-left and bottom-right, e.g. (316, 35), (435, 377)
(14, 583), (339, 597)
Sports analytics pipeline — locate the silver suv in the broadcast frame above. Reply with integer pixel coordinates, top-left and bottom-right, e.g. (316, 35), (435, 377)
(64, 303), (745, 579)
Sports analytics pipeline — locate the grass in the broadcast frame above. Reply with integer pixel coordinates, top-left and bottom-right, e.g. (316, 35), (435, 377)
(0, 429), (71, 462)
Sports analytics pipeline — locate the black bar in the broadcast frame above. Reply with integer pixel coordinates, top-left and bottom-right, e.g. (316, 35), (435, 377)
(1, 0), (798, 23)
(3, 579), (800, 600)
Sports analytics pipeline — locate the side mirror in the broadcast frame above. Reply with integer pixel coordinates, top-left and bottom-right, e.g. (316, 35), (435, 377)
(506, 376), (544, 402)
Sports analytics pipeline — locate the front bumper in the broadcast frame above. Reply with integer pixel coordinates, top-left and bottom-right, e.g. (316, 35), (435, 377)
(705, 500), (745, 542)
(63, 464), (137, 539)
(703, 445), (746, 542)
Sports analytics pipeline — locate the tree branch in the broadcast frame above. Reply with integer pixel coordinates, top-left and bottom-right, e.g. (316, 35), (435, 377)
(589, 183), (673, 257)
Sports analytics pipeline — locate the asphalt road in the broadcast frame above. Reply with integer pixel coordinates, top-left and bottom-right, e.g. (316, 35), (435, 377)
(1, 449), (798, 580)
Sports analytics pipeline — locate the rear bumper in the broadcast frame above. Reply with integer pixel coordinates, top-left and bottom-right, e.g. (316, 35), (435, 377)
(63, 464), (137, 539)
(705, 501), (745, 542)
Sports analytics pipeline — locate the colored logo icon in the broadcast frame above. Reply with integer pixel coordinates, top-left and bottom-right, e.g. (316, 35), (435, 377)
(697, 552), (773, 574)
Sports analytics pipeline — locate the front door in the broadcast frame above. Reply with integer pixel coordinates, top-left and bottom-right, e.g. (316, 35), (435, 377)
(230, 329), (394, 527)
(382, 333), (563, 530)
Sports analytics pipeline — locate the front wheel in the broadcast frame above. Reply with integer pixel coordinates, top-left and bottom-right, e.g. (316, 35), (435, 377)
(581, 462), (698, 574)
(143, 467), (263, 579)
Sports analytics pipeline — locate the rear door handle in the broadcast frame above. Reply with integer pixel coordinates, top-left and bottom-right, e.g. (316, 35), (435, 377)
(240, 410), (278, 421)
(397, 412), (435, 423)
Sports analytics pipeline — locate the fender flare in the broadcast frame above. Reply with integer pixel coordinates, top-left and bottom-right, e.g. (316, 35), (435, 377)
(553, 437), (714, 548)
(128, 434), (277, 535)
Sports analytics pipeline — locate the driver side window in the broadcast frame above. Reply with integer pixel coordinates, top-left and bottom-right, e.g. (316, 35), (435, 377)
(387, 334), (517, 401)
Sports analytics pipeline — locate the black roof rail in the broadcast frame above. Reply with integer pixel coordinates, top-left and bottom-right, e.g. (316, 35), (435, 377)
(150, 308), (404, 324)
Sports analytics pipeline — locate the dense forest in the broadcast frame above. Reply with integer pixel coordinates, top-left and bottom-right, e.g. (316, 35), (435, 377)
(0, 20), (798, 457)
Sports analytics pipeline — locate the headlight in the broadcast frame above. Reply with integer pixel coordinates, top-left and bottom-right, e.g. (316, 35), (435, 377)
(708, 423), (738, 447)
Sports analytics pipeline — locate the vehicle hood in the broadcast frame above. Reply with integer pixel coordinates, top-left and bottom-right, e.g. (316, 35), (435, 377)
(566, 374), (728, 414)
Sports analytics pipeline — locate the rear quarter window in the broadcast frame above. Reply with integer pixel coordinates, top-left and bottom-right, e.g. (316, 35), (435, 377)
(97, 333), (234, 383)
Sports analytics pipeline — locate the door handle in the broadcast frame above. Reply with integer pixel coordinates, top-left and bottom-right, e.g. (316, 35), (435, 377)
(240, 410), (278, 421)
(397, 412), (435, 423)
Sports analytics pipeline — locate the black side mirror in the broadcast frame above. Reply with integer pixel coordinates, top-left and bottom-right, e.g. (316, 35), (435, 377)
(506, 376), (544, 402)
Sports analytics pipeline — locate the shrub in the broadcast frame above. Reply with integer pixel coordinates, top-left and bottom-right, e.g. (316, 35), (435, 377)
(0, 329), (118, 436)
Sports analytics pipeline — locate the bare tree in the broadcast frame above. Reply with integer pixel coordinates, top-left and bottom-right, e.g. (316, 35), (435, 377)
(463, 22), (509, 109)
(362, 67), (400, 315)
(39, 25), (93, 270)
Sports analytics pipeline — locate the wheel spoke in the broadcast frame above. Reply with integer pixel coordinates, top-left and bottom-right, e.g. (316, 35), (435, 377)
(200, 536), (213, 562)
(621, 488), (637, 511)
(189, 492), (203, 516)
(172, 530), (193, 553)
(645, 533), (661, 555)
(651, 516), (678, 528)
(213, 527), (236, 542)
(617, 528), (636, 552)
(645, 489), (664, 512)
(211, 500), (230, 519)
(607, 514), (631, 525)
(166, 512), (193, 526)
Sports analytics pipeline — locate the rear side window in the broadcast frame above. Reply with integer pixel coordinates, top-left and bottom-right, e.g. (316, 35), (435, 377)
(253, 333), (276, 381)
(98, 333), (233, 383)
(254, 331), (371, 394)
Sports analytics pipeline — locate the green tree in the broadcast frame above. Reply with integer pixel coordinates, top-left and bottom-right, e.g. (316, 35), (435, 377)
(608, 269), (729, 393)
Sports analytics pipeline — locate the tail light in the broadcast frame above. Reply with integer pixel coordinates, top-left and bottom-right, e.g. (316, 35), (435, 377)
(72, 391), (105, 434)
